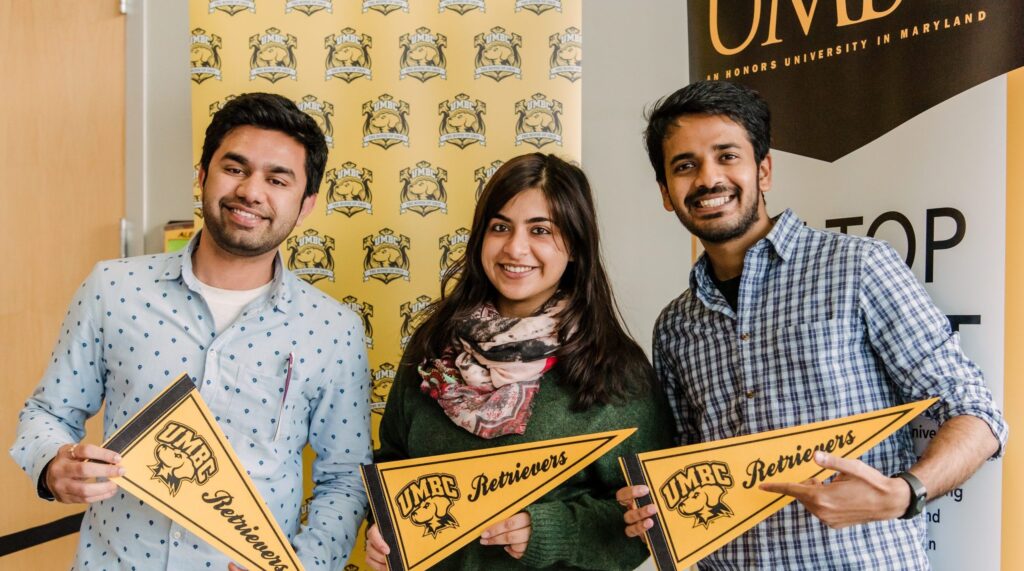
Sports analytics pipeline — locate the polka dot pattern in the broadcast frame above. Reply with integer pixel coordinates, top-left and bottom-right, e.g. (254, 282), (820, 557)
(10, 243), (372, 569)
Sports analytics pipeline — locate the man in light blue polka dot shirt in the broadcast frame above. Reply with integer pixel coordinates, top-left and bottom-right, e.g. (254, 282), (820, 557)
(11, 93), (372, 570)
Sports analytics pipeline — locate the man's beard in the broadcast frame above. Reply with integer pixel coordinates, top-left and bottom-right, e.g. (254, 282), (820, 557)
(201, 197), (294, 257)
(679, 182), (762, 244)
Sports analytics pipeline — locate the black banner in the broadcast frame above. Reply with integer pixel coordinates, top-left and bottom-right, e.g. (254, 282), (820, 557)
(688, 0), (1024, 161)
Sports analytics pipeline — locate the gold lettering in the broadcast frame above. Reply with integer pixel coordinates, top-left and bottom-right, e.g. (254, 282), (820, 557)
(710, 0), (761, 56)
(837, 0), (902, 27)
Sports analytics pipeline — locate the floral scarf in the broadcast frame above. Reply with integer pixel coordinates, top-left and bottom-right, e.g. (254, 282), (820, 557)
(418, 296), (564, 438)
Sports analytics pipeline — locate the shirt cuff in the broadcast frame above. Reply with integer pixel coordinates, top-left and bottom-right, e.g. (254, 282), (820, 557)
(36, 458), (56, 501)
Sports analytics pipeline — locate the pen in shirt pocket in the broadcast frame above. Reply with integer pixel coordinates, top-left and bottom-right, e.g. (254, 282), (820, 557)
(273, 351), (294, 442)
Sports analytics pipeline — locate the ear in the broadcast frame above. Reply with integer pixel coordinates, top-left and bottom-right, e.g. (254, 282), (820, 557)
(659, 183), (675, 213)
(757, 153), (773, 195)
(198, 166), (207, 191)
(296, 194), (318, 226)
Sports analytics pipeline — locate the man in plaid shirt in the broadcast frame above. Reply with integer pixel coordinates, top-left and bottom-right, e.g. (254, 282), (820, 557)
(617, 81), (1008, 569)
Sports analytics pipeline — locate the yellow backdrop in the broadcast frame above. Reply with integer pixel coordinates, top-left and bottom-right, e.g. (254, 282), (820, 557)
(189, 1), (581, 568)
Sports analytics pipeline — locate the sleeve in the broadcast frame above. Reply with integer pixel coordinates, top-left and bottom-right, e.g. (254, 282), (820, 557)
(653, 313), (694, 446)
(859, 242), (1008, 456)
(9, 264), (108, 495)
(292, 310), (374, 570)
(519, 384), (675, 570)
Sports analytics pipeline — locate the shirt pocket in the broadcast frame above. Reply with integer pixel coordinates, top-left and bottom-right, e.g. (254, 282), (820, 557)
(769, 318), (861, 410)
(224, 364), (293, 458)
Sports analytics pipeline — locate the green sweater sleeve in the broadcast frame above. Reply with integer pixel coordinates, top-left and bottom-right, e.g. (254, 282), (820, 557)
(519, 387), (675, 570)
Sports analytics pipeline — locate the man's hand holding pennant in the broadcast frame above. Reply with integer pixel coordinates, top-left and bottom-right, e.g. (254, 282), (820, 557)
(103, 374), (305, 571)
(619, 399), (937, 570)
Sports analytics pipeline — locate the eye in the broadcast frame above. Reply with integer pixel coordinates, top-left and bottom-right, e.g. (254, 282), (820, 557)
(489, 221), (509, 232)
(674, 161), (696, 173)
(224, 166), (244, 175)
(268, 177), (288, 187)
(720, 153), (739, 161)
(530, 226), (553, 235)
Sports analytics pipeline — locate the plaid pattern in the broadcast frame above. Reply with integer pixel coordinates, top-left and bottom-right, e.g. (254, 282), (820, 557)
(654, 209), (1008, 570)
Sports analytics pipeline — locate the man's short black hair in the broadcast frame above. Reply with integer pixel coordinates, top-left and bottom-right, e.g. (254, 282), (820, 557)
(200, 93), (328, 199)
(644, 81), (771, 186)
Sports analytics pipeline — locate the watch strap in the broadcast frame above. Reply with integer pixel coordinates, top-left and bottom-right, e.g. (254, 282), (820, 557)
(894, 470), (927, 519)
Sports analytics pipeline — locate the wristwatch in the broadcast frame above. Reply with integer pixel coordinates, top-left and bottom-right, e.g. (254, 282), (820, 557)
(893, 471), (927, 519)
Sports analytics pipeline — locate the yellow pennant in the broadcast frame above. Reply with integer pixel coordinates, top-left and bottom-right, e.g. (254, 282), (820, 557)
(104, 374), (305, 571)
(362, 428), (635, 571)
(620, 398), (937, 570)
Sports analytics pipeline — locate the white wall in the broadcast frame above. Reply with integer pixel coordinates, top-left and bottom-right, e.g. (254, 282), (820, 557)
(125, 0), (193, 256)
(772, 78), (1007, 570)
(583, 0), (692, 353)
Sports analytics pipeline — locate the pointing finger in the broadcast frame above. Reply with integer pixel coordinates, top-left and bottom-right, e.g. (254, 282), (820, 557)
(759, 481), (814, 499)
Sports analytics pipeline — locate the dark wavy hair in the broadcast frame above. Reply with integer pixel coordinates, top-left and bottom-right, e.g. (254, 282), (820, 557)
(405, 153), (655, 410)
(644, 80), (771, 186)
(200, 92), (328, 199)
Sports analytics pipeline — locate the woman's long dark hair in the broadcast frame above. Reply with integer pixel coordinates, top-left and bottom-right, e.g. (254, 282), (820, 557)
(405, 153), (655, 410)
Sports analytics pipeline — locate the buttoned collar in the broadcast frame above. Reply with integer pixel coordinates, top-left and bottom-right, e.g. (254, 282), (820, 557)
(689, 208), (803, 298)
(158, 230), (292, 311)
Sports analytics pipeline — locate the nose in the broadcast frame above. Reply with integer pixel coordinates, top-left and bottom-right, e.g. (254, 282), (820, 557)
(695, 161), (724, 191)
(502, 228), (529, 258)
(233, 175), (266, 204)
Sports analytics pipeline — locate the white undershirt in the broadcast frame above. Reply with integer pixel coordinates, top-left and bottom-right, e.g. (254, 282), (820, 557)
(196, 281), (273, 335)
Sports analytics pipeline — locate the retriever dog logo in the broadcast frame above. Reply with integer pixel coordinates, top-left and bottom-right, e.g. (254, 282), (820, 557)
(190, 29), (222, 84)
(515, 94), (563, 149)
(325, 162), (373, 217)
(324, 28), (372, 83)
(363, 228), (411, 284)
(660, 461), (735, 528)
(474, 27), (522, 81)
(438, 94), (486, 149)
(400, 295), (434, 349)
(400, 162), (448, 216)
(362, 95), (410, 149)
(249, 28), (298, 83)
(149, 421), (218, 497)
(396, 474), (461, 538)
(549, 28), (582, 82)
(399, 28), (448, 82)
(286, 229), (335, 285)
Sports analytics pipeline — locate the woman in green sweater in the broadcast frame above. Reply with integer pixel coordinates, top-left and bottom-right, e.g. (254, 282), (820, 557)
(365, 153), (672, 570)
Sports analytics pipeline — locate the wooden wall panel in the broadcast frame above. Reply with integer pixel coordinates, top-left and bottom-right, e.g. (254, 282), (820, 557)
(0, 0), (124, 565)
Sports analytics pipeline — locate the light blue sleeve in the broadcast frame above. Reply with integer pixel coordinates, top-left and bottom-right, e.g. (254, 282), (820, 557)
(10, 263), (108, 491)
(292, 308), (372, 569)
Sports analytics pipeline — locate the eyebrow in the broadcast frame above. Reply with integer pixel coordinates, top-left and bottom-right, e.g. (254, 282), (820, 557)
(221, 152), (297, 180)
(667, 143), (742, 164)
(493, 213), (552, 224)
